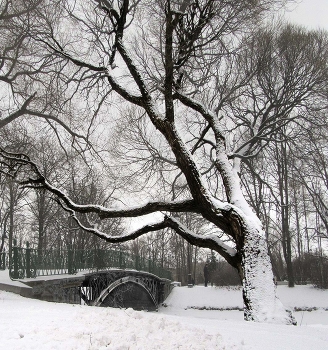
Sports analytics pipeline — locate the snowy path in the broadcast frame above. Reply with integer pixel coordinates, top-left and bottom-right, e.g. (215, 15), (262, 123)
(0, 282), (327, 349)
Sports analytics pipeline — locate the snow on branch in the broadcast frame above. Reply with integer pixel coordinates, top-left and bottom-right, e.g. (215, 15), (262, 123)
(54, 201), (239, 268)
(0, 149), (241, 267)
(39, 177), (200, 218)
(0, 148), (200, 218)
(58, 201), (170, 243)
(164, 216), (238, 267)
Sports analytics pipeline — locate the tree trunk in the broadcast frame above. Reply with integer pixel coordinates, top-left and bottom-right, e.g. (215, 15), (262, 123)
(8, 181), (15, 263)
(37, 190), (46, 259)
(193, 246), (198, 284)
(276, 134), (295, 287)
(241, 226), (296, 324)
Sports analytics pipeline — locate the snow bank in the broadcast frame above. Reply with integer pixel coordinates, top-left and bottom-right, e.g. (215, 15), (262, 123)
(0, 290), (227, 350)
(0, 282), (328, 349)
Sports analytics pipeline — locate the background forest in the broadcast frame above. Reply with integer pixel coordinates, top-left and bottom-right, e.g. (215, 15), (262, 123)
(0, 129), (327, 288)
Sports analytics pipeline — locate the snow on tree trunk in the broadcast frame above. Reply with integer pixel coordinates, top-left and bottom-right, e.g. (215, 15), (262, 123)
(242, 227), (296, 324)
(219, 157), (296, 324)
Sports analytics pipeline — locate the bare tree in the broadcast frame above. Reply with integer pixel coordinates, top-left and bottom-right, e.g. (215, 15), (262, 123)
(0, 0), (93, 155)
(3, 0), (328, 323)
(1, 0), (309, 324)
(238, 23), (328, 284)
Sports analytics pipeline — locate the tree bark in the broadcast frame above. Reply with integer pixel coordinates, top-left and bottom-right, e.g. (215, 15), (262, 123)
(240, 223), (296, 324)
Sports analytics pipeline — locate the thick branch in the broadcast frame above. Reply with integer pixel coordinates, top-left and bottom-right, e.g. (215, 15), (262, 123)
(164, 8), (175, 122)
(61, 202), (169, 243)
(0, 148), (243, 266)
(0, 148), (202, 218)
(62, 208), (239, 268)
(57, 197), (239, 267)
(173, 91), (224, 141)
(0, 93), (36, 128)
(165, 216), (239, 268)
(25, 170), (200, 219)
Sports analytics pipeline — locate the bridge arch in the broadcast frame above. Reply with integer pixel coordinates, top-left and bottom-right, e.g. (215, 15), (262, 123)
(93, 276), (158, 310)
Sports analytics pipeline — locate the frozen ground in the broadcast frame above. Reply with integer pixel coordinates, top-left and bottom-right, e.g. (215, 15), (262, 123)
(0, 272), (327, 349)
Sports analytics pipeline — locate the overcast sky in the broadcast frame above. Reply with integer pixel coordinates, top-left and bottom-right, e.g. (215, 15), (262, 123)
(283, 0), (328, 30)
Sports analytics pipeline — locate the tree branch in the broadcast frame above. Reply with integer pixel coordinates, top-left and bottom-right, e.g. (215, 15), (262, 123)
(58, 200), (169, 243)
(0, 93), (36, 128)
(0, 148), (200, 218)
(25, 110), (89, 141)
(38, 38), (145, 106)
(164, 215), (239, 267)
(60, 205), (239, 268)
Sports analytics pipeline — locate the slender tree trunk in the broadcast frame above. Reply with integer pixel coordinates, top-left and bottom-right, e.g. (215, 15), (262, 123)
(193, 246), (198, 284)
(37, 190), (46, 258)
(302, 187), (310, 254)
(294, 190), (302, 258)
(0, 213), (8, 254)
(8, 181), (15, 263)
(276, 136), (294, 287)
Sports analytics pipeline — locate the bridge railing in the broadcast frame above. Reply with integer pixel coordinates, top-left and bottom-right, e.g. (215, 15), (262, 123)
(8, 240), (172, 280)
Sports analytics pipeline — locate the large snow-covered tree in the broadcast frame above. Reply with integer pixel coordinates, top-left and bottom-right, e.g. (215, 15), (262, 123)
(2, 0), (328, 323)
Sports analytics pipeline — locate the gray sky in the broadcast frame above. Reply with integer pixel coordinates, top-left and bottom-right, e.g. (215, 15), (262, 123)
(283, 0), (328, 30)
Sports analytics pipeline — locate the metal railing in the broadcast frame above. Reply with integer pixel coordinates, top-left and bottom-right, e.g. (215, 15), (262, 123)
(9, 240), (172, 280)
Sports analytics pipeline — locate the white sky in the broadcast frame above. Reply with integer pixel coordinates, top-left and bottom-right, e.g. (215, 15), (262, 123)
(283, 0), (328, 30)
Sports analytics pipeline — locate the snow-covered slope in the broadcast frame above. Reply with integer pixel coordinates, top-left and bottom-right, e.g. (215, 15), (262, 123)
(0, 283), (327, 349)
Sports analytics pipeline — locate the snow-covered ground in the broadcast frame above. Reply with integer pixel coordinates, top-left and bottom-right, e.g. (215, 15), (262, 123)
(0, 273), (327, 349)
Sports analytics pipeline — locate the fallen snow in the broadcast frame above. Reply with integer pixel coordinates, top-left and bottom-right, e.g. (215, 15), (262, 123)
(0, 278), (327, 349)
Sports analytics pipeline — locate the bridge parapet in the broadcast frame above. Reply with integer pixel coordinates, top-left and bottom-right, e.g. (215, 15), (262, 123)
(22, 275), (84, 304)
